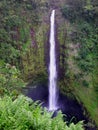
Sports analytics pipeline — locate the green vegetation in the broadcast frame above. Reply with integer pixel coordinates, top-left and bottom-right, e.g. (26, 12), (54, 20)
(61, 0), (98, 126)
(0, 0), (49, 94)
(0, 95), (84, 130)
(0, 61), (25, 96)
(0, 0), (49, 83)
(0, 0), (98, 129)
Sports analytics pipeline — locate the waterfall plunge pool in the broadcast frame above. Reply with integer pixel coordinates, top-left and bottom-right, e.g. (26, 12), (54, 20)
(22, 83), (96, 130)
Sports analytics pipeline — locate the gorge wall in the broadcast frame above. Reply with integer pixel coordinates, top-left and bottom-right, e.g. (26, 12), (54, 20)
(2, 0), (97, 126)
(21, 0), (67, 83)
(19, 0), (98, 126)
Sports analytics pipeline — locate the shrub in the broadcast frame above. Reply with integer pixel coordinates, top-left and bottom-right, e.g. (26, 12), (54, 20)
(0, 62), (25, 95)
(0, 95), (84, 130)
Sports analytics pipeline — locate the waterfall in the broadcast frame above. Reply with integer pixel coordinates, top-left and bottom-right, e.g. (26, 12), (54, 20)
(49, 10), (58, 111)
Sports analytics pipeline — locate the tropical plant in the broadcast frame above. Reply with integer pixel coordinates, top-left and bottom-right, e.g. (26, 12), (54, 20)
(0, 95), (84, 130)
(0, 62), (25, 95)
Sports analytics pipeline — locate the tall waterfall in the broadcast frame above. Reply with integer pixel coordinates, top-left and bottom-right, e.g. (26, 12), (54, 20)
(49, 10), (58, 111)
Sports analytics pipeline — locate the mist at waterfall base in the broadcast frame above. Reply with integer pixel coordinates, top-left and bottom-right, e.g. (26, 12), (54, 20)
(24, 84), (87, 124)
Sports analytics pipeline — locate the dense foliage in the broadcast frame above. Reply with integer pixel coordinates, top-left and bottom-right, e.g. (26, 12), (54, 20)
(0, 0), (97, 128)
(0, 0), (48, 94)
(0, 95), (84, 130)
(0, 61), (25, 96)
(0, 0), (38, 94)
(61, 0), (98, 23)
(0, 0), (39, 65)
(61, 0), (98, 126)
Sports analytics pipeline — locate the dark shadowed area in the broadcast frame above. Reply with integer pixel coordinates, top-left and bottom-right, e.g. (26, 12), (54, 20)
(23, 83), (96, 130)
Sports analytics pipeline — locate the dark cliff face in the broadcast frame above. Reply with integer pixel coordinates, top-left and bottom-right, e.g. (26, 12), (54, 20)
(23, 0), (66, 82)
(45, 0), (67, 80)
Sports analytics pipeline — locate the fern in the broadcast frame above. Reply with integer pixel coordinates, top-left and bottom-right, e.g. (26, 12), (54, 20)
(0, 95), (84, 130)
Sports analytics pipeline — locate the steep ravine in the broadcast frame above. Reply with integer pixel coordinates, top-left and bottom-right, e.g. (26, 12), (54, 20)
(21, 0), (97, 128)
(22, 0), (66, 82)
(47, 0), (98, 128)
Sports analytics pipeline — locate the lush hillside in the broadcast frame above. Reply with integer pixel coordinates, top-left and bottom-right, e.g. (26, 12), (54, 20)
(0, 0), (49, 95)
(60, 0), (98, 126)
(0, 0), (98, 128)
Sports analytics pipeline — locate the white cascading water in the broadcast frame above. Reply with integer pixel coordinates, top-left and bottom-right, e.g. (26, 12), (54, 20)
(49, 10), (58, 111)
